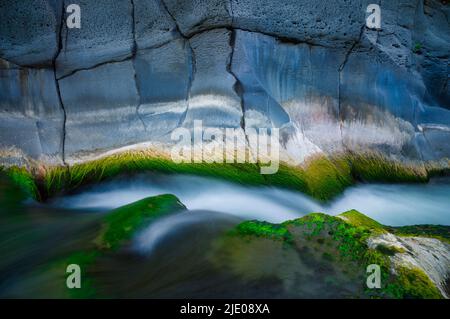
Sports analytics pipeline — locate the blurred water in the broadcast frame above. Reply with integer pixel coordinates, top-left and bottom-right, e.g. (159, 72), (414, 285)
(2, 173), (449, 298)
(48, 173), (450, 226)
(134, 210), (241, 254)
(327, 181), (450, 226)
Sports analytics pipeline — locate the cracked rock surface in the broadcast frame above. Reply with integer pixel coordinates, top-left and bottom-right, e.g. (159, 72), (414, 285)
(0, 0), (449, 165)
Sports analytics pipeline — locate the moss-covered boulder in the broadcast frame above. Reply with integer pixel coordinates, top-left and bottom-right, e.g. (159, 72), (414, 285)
(213, 211), (447, 299)
(0, 167), (39, 202)
(95, 194), (186, 250)
(58, 194), (185, 298)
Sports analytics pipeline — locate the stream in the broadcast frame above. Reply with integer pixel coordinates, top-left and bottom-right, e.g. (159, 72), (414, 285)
(1, 173), (449, 298)
(48, 173), (450, 226)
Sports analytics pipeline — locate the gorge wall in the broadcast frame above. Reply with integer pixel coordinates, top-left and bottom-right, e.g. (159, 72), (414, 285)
(0, 0), (449, 167)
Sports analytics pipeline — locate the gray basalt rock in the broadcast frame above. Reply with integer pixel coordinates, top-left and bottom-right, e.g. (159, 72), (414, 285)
(411, 0), (450, 107)
(134, 0), (180, 50)
(231, 30), (344, 158)
(421, 126), (450, 161)
(0, 59), (64, 164)
(182, 29), (243, 129)
(60, 38), (192, 160)
(59, 60), (142, 158)
(231, 0), (369, 47)
(134, 38), (191, 139)
(162, 0), (232, 36)
(0, 0), (449, 166)
(56, 0), (135, 79)
(339, 46), (423, 159)
(0, 0), (62, 67)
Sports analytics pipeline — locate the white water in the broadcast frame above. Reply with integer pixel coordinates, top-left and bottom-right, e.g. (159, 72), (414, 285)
(134, 210), (240, 253)
(48, 173), (450, 226)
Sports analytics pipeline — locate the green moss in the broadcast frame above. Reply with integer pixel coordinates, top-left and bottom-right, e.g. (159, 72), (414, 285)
(340, 210), (450, 245)
(263, 164), (309, 194)
(60, 194), (185, 298)
(97, 194), (185, 250)
(301, 156), (353, 201)
(3, 166), (40, 200)
(14, 150), (444, 202)
(232, 220), (293, 243)
(40, 153), (326, 200)
(385, 266), (443, 299)
(412, 42), (423, 54)
(426, 160), (450, 178)
(284, 213), (335, 237)
(42, 153), (275, 198)
(375, 244), (406, 256)
(387, 225), (450, 244)
(339, 210), (386, 233)
(229, 211), (444, 299)
(286, 213), (442, 298)
(346, 153), (428, 183)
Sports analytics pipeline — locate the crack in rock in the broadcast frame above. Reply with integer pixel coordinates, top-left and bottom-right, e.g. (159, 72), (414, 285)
(53, 1), (68, 165)
(337, 24), (366, 153)
(159, 0), (196, 129)
(227, 30), (246, 133)
(130, 0), (146, 132)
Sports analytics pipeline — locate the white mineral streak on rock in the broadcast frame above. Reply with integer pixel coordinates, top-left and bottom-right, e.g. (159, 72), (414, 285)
(187, 94), (242, 117)
(283, 123), (324, 165)
(342, 119), (414, 152)
(244, 109), (273, 129)
(282, 99), (344, 154)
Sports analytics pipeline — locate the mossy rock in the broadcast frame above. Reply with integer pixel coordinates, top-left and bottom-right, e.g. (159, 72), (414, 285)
(60, 194), (185, 298)
(96, 194), (186, 250)
(375, 244), (406, 256)
(338, 210), (386, 234)
(387, 225), (450, 244)
(220, 211), (445, 299)
(385, 266), (442, 299)
(1, 166), (40, 201)
(231, 220), (293, 242)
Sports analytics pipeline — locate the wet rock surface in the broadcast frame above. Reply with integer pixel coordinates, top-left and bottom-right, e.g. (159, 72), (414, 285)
(0, 0), (449, 165)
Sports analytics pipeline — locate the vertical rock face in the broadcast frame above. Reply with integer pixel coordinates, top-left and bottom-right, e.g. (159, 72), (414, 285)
(162, 0), (232, 36)
(231, 0), (368, 46)
(0, 0), (449, 166)
(56, 0), (135, 79)
(0, 0), (61, 67)
(0, 0), (64, 165)
(183, 29), (242, 128)
(134, 39), (191, 140)
(59, 60), (142, 158)
(232, 30), (344, 160)
(0, 59), (64, 165)
(133, 0), (179, 50)
(339, 48), (421, 158)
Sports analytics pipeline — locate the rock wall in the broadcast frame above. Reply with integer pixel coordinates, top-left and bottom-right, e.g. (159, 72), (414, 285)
(0, 0), (449, 166)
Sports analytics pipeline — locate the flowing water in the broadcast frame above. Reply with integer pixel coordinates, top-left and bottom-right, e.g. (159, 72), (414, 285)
(1, 173), (449, 298)
(48, 173), (450, 226)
